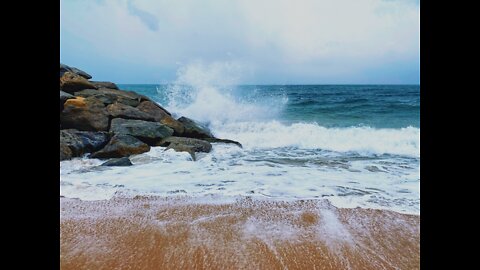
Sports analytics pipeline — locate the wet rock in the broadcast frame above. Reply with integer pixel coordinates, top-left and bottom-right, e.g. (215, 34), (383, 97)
(110, 118), (174, 145)
(60, 129), (110, 159)
(60, 72), (97, 93)
(60, 96), (109, 131)
(101, 157), (133, 166)
(137, 101), (184, 135)
(202, 138), (242, 148)
(91, 134), (150, 159)
(158, 136), (212, 161)
(177, 117), (214, 139)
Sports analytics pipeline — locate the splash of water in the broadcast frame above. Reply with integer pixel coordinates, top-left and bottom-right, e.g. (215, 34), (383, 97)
(163, 61), (287, 124)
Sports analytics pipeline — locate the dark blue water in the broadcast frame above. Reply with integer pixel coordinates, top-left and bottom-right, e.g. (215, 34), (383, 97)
(119, 84), (419, 129)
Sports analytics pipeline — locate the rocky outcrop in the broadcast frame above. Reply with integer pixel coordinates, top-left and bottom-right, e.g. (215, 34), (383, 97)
(91, 134), (150, 159)
(60, 97), (109, 131)
(60, 72), (97, 93)
(101, 157), (133, 166)
(137, 101), (184, 135)
(106, 102), (155, 121)
(177, 117), (214, 139)
(110, 118), (174, 145)
(90, 81), (119, 90)
(60, 129), (110, 160)
(157, 136), (212, 160)
(59, 63), (241, 162)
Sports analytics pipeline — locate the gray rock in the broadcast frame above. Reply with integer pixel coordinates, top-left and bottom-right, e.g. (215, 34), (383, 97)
(137, 101), (184, 135)
(90, 81), (119, 90)
(60, 96), (109, 131)
(60, 129), (110, 160)
(110, 118), (174, 145)
(177, 117), (214, 138)
(91, 134), (150, 159)
(106, 102), (155, 121)
(101, 157), (133, 166)
(60, 63), (92, 79)
(75, 88), (143, 107)
(158, 136), (212, 161)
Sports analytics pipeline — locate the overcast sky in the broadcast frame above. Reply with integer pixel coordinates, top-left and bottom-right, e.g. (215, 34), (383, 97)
(60, 0), (419, 84)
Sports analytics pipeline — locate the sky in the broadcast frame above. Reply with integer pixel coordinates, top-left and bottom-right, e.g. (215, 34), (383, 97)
(60, 0), (420, 84)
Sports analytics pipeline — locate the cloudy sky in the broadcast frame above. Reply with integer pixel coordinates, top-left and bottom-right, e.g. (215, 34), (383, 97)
(60, 0), (419, 84)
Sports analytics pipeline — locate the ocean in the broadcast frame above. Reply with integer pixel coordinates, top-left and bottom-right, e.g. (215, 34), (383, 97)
(60, 84), (420, 214)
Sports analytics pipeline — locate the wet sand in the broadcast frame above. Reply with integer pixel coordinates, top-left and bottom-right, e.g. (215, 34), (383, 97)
(60, 196), (419, 270)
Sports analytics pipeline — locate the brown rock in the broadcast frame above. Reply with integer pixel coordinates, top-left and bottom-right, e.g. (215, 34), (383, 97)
(90, 134), (150, 159)
(106, 103), (155, 121)
(90, 81), (119, 90)
(60, 72), (97, 93)
(75, 88), (143, 107)
(60, 96), (109, 131)
(137, 101), (184, 135)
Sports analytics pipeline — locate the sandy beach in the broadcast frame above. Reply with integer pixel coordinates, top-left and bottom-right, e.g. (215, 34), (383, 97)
(60, 196), (419, 269)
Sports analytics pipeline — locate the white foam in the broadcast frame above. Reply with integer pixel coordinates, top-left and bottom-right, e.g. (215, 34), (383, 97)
(212, 121), (419, 157)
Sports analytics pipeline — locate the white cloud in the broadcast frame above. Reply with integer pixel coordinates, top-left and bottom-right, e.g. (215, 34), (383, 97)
(61, 0), (419, 83)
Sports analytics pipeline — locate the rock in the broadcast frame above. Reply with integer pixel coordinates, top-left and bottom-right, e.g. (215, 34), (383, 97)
(60, 63), (92, 79)
(177, 117), (214, 139)
(75, 88), (143, 107)
(60, 96), (109, 131)
(90, 134), (150, 158)
(90, 81), (119, 90)
(157, 136), (212, 161)
(60, 143), (72, 161)
(202, 138), (243, 148)
(110, 118), (174, 145)
(60, 129), (110, 159)
(101, 157), (133, 166)
(60, 72), (97, 93)
(137, 101), (184, 135)
(106, 102), (155, 121)
(60, 91), (75, 112)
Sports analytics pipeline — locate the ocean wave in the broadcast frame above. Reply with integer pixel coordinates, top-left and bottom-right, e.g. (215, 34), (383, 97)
(211, 121), (420, 157)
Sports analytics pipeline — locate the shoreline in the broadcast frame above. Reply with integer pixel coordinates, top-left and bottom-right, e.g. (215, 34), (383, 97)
(61, 196), (419, 269)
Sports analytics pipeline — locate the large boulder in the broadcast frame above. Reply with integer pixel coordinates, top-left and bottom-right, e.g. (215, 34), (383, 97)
(60, 72), (97, 93)
(90, 81), (119, 90)
(110, 118), (174, 145)
(60, 63), (92, 79)
(106, 102), (155, 121)
(90, 134), (150, 159)
(177, 117), (214, 139)
(60, 129), (110, 160)
(60, 96), (109, 131)
(157, 136), (212, 161)
(100, 157), (132, 166)
(136, 101), (184, 135)
(75, 88), (144, 107)
(60, 91), (75, 112)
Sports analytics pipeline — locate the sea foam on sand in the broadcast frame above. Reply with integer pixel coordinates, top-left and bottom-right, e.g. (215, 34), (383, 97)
(60, 196), (419, 270)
